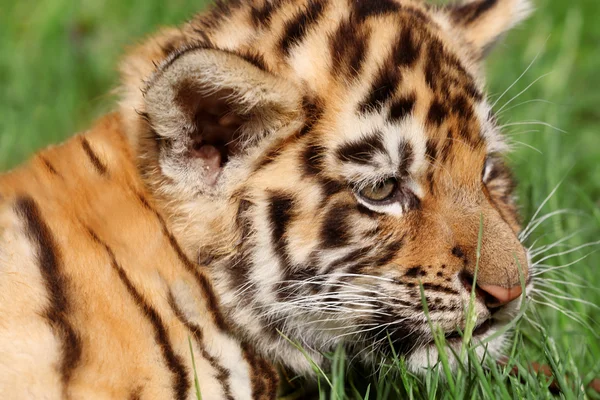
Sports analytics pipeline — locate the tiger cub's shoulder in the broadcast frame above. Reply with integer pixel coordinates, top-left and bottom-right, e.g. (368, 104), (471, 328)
(0, 111), (278, 399)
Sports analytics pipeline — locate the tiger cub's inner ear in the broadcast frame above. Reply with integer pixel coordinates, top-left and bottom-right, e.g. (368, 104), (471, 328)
(446, 0), (533, 56)
(143, 48), (302, 192)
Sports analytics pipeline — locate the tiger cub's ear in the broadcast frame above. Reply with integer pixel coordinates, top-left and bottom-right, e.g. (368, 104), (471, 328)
(445, 0), (533, 56)
(142, 47), (302, 195)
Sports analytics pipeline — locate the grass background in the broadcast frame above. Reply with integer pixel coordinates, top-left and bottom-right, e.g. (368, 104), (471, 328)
(1, 0), (598, 398)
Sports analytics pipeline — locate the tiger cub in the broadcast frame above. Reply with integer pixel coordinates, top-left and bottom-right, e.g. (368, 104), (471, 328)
(0, 0), (533, 398)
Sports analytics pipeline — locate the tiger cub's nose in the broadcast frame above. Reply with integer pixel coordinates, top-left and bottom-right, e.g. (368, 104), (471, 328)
(478, 284), (522, 308)
(461, 273), (523, 309)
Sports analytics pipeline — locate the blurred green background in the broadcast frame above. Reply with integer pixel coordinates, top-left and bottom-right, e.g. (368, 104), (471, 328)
(1, 0), (599, 396)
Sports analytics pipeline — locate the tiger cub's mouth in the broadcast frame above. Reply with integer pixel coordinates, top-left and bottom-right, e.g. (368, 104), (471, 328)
(405, 280), (532, 374)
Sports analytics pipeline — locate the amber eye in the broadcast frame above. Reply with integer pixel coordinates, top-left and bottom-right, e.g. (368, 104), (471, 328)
(358, 178), (397, 202)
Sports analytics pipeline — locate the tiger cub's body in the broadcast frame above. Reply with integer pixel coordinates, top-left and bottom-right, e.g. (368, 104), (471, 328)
(1, 0), (534, 398)
(0, 115), (275, 399)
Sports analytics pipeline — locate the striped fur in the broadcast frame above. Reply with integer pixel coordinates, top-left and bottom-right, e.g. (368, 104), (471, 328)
(1, 0), (533, 397)
(0, 115), (275, 399)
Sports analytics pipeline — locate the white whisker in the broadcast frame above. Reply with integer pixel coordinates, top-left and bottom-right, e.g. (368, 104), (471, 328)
(497, 120), (567, 134)
(521, 208), (581, 242)
(505, 129), (541, 136)
(520, 180), (564, 239)
(529, 229), (586, 257)
(540, 278), (599, 291)
(491, 48), (544, 109)
(496, 73), (553, 114)
(531, 287), (600, 309)
(508, 140), (543, 154)
(533, 240), (600, 265)
(496, 99), (556, 116)
(531, 252), (594, 276)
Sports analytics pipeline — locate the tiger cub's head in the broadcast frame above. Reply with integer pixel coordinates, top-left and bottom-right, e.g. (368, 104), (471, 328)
(122, 0), (533, 373)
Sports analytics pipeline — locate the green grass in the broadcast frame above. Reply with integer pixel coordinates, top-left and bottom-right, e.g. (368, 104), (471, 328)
(1, 0), (598, 398)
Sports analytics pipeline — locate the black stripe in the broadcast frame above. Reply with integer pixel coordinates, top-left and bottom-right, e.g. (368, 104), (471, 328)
(320, 205), (352, 248)
(427, 99), (449, 126)
(227, 253), (255, 296)
(258, 309), (288, 340)
(318, 177), (345, 199)
(267, 192), (296, 301)
(425, 139), (437, 162)
(321, 246), (371, 276)
(395, 25), (422, 67)
(359, 63), (400, 112)
(155, 44), (210, 81)
(424, 39), (444, 93)
(440, 132), (454, 162)
(388, 94), (416, 122)
(241, 344), (266, 398)
(424, 38), (482, 101)
(353, 0), (400, 19)
(375, 238), (405, 267)
(86, 228), (190, 400)
(234, 50), (271, 72)
(228, 200), (255, 294)
(268, 193), (294, 255)
(168, 292), (234, 400)
(81, 137), (107, 175)
(40, 156), (61, 178)
(421, 282), (459, 295)
(299, 95), (324, 137)
(258, 356), (279, 399)
(329, 18), (368, 79)
(451, 0), (498, 25)
(251, 0), (284, 27)
(15, 197), (82, 395)
(198, 0), (242, 32)
(241, 344), (279, 400)
(301, 141), (326, 176)
(458, 123), (481, 148)
(160, 35), (182, 56)
(135, 192), (230, 332)
(343, 258), (372, 276)
(336, 130), (386, 165)
(427, 171), (435, 195)
(451, 94), (473, 120)
(254, 139), (285, 171)
(397, 140), (414, 177)
(358, 21), (425, 112)
(279, 0), (326, 55)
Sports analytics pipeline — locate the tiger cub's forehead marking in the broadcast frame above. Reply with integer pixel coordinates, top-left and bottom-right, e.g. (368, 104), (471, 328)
(330, 104), (427, 188)
(191, 0), (509, 189)
(242, 0), (504, 181)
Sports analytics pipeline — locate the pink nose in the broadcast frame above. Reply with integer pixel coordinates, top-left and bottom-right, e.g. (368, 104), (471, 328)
(478, 284), (523, 308)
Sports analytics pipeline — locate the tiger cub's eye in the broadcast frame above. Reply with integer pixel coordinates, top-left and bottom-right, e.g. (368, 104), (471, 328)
(359, 178), (397, 202)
